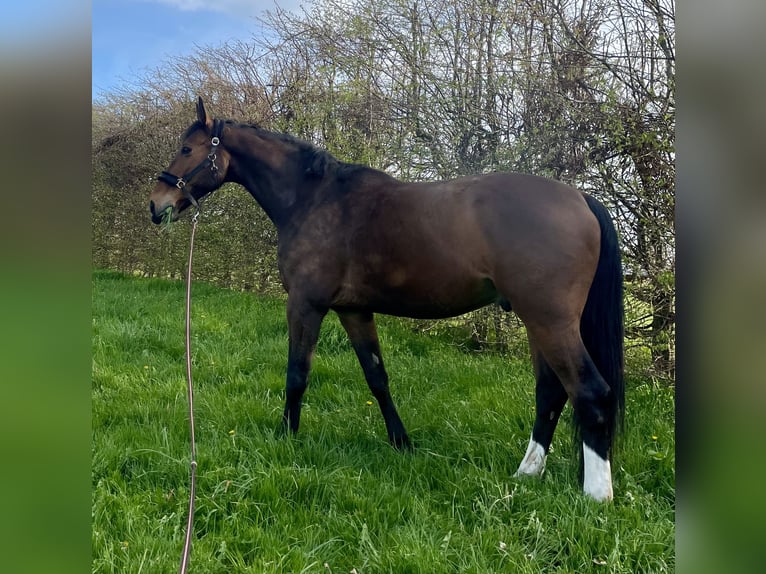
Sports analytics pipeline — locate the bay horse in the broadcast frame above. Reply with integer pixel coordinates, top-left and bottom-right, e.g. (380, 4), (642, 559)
(150, 98), (624, 501)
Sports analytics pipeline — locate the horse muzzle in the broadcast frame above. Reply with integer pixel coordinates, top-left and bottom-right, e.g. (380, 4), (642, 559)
(149, 200), (176, 224)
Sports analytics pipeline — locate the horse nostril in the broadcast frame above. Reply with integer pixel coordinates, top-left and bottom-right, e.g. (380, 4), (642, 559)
(149, 200), (156, 214)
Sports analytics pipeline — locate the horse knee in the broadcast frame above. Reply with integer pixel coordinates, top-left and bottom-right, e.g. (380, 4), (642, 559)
(359, 358), (388, 393)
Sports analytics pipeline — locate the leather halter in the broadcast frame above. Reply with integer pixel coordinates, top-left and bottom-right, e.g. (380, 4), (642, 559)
(158, 119), (224, 210)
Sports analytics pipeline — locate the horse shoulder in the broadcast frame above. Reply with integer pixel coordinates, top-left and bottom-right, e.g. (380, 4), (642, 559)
(276, 200), (348, 301)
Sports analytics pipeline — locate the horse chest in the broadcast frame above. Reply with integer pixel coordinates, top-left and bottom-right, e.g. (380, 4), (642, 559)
(277, 230), (345, 296)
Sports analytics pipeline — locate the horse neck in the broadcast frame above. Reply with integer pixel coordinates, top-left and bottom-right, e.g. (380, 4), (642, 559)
(223, 124), (301, 228)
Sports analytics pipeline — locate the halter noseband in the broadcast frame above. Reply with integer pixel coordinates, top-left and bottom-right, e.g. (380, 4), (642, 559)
(158, 119), (225, 210)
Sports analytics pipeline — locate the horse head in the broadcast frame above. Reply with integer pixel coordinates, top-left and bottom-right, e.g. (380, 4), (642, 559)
(149, 97), (230, 223)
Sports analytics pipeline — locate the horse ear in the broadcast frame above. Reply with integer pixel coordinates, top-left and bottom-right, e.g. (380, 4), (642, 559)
(196, 96), (211, 128)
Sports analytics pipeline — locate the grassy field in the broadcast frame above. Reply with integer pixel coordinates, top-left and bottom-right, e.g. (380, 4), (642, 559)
(92, 270), (674, 573)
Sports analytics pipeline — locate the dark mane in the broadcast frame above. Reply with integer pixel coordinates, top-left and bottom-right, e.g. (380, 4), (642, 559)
(234, 121), (388, 183)
(336, 162), (391, 183)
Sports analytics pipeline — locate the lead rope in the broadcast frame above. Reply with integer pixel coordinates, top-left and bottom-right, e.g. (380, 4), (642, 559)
(179, 209), (200, 574)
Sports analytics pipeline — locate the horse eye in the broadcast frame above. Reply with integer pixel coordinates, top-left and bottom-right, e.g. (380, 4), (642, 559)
(181, 146), (192, 155)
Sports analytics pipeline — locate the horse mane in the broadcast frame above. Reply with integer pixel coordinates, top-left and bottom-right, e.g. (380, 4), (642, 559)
(234, 121), (386, 184)
(298, 147), (381, 184)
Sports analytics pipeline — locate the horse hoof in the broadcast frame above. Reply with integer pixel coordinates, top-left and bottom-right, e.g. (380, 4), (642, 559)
(391, 435), (412, 450)
(278, 417), (299, 438)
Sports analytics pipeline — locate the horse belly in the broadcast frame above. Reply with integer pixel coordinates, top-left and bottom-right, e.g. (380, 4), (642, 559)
(339, 264), (499, 320)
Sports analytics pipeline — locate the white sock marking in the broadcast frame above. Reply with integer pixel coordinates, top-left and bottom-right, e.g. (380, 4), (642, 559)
(515, 435), (547, 477)
(583, 443), (613, 501)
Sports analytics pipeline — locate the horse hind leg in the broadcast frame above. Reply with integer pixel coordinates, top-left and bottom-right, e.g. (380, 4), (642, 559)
(527, 324), (617, 501)
(515, 344), (568, 478)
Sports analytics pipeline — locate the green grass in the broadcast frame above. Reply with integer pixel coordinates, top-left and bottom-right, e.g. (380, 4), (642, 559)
(92, 269), (675, 573)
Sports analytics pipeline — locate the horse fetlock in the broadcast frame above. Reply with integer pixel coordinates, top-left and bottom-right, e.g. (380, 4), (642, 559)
(390, 432), (412, 450)
(515, 435), (547, 477)
(282, 404), (301, 433)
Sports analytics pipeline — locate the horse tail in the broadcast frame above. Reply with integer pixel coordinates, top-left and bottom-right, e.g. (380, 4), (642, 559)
(580, 193), (625, 457)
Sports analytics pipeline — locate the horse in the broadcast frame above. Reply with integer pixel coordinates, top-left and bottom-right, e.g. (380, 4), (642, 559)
(150, 97), (624, 501)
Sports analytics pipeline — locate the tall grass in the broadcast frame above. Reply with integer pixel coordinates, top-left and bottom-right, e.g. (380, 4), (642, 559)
(92, 270), (674, 573)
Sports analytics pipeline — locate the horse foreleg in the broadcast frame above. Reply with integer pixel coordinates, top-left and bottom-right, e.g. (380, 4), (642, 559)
(337, 310), (411, 449)
(282, 298), (327, 435)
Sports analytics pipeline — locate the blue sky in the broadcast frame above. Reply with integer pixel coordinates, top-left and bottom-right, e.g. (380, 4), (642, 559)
(92, 0), (302, 101)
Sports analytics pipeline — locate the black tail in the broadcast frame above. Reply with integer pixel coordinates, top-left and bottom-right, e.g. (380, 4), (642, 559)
(580, 194), (625, 458)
